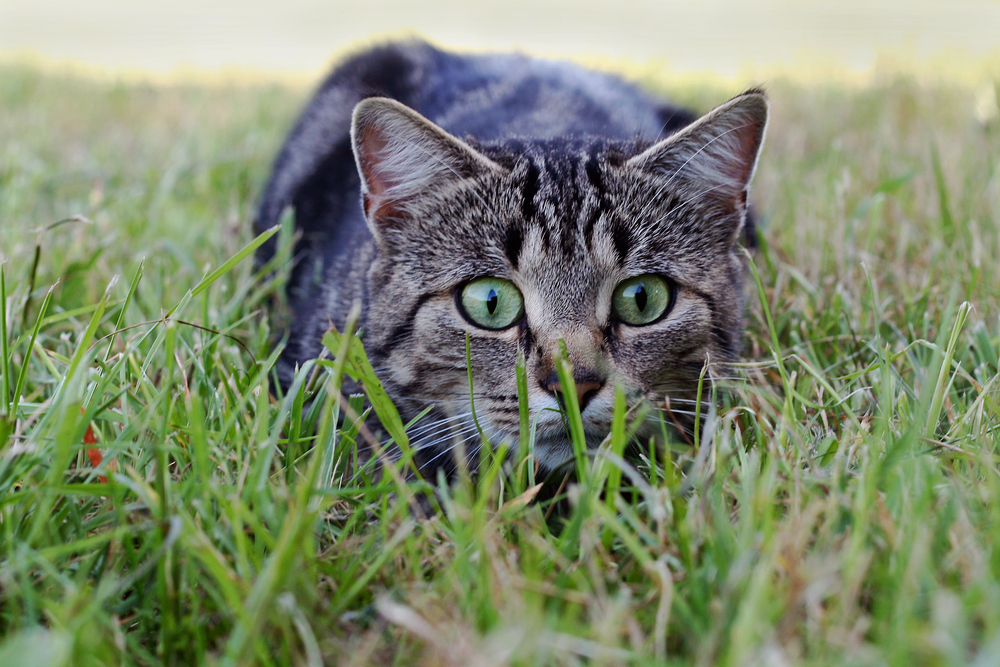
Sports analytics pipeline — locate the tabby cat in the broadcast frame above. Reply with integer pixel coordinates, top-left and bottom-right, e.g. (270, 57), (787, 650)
(255, 41), (768, 475)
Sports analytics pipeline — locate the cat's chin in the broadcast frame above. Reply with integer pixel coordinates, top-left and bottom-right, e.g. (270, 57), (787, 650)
(529, 438), (576, 471)
(524, 430), (614, 472)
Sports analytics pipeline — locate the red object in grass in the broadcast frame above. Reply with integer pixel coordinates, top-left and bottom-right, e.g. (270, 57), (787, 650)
(83, 414), (108, 483)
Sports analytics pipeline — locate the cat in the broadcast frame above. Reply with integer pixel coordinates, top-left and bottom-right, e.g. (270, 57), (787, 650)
(254, 41), (768, 476)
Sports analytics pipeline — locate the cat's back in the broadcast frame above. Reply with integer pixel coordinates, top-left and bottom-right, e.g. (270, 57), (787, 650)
(403, 44), (681, 140)
(255, 41), (694, 236)
(312, 41), (683, 140)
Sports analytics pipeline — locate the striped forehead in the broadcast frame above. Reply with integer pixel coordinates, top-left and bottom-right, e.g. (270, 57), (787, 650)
(506, 148), (608, 260)
(506, 144), (661, 269)
(500, 148), (627, 321)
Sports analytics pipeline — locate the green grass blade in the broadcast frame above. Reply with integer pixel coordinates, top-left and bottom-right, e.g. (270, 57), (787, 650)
(321, 327), (410, 456)
(63, 277), (114, 386)
(604, 386), (628, 510)
(188, 224), (279, 301)
(930, 141), (955, 239)
(1, 265), (10, 418)
(10, 285), (54, 422)
(104, 260), (143, 361)
(515, 347), (532, 492)
(465, 332), (488, 451)
(554, 340), (589, 485)
(926, 301), (971, 436)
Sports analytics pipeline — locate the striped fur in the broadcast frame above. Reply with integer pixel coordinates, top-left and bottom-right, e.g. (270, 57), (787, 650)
(256, 42), (768, 474)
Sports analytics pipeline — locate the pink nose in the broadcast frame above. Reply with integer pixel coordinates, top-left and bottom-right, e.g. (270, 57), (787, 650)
(544, 378), (603, 412)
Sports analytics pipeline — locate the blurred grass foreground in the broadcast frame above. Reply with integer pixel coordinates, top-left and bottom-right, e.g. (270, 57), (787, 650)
(1, 41), (1000, 666)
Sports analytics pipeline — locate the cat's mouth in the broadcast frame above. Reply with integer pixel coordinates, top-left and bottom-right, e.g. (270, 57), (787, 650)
(502, 407), (621, 471)
(486, 394), (688, 472)
(405, 394), (684, 474)
(528, 430), (611, 470)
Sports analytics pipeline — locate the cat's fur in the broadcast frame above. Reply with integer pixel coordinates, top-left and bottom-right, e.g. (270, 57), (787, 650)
(255, 41), (768, 474)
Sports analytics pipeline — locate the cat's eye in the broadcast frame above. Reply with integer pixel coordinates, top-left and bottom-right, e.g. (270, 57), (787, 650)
(612, 274), (672, 326)
(458, 277), (525, 330)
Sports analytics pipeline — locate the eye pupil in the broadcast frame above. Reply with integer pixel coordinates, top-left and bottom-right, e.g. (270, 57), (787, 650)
(459, 278), (525, 330)
(633, 285), (647, 311)
(612, 274), (671, 326)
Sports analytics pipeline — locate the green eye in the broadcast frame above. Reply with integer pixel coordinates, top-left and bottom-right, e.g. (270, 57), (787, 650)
(459, 277), (525, 330)
(612, 274), (672, 325)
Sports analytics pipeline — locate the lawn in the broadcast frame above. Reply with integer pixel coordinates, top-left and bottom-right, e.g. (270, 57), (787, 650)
(1, 61), (999, 666)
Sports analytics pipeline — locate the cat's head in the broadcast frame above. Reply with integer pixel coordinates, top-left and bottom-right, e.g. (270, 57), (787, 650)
(350, 91), (768, 471)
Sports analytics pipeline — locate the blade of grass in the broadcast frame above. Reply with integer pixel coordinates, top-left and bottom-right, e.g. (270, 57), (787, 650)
(516, 347), (531, 492)
(321, 325), (411, 460)
(219, 434), (325, 667)
(930, 141), (955, 239)
(104, 261), (143, 362)
(11, 285), (54, 422)
(554, 340), (589, 485)
(926, 301), (971, 436)
(1, 265), (10, 419)
(187, 225), (279, 302)
(604, 386), (628, 512)
(465, 331), (487, 461)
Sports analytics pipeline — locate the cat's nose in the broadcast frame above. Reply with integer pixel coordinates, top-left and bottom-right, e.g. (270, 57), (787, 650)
(541, 373), (604, 412)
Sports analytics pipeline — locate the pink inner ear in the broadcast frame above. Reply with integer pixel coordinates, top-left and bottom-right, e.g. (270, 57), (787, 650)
(732, 121), (762, 184)
(358, 124), (390, 197)
(701, 115), (763, 212)
(357, 124), (403, 221)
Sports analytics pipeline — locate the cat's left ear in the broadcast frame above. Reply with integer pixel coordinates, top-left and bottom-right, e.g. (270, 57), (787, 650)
(351, 97), (504, 246)
(627, 90), (768, 241)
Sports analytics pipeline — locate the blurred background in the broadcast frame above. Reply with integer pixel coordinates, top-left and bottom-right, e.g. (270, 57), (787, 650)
(1, 0), (998, 83)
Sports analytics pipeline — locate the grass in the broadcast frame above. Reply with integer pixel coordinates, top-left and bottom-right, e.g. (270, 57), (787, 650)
(1, 61), (999, 666)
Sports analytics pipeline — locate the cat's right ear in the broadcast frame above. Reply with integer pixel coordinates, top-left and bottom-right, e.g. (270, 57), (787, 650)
(351, 97), (503, 246)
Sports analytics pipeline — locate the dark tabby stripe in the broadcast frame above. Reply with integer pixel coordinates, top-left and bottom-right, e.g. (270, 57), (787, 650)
(558, 159), (581, 259)
(481, 393), (519, 401)
(683, 286), (736, 358)
(582, 147), (608, 246)
(505, 225), (523, 269)
(584, 148), (604, 194)
(610, 222), (633, 267)
(521, 159), (540, 221)
(367, 291), (436, 358)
